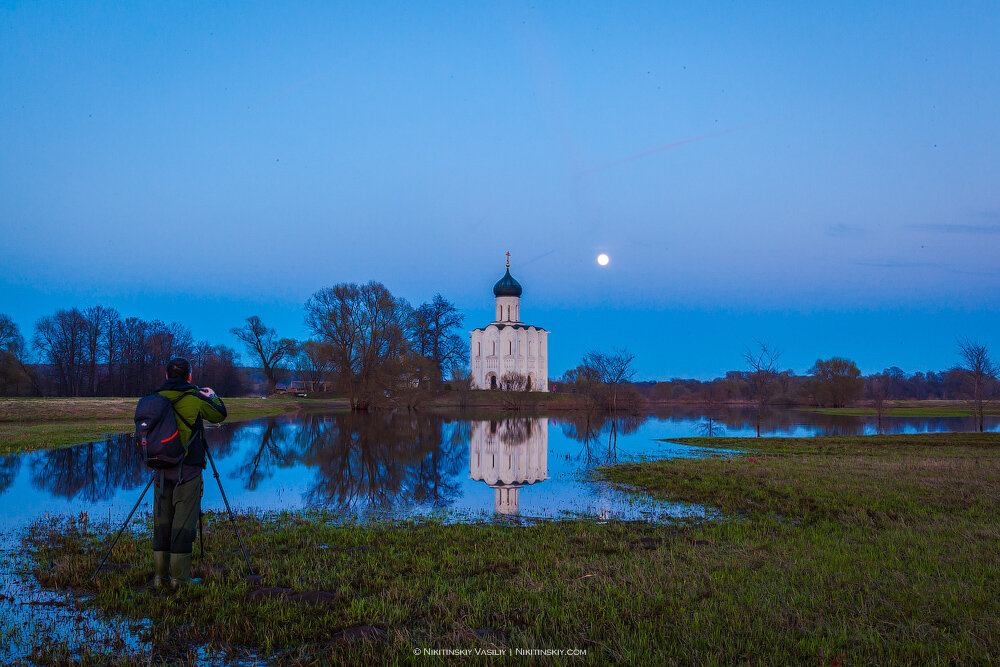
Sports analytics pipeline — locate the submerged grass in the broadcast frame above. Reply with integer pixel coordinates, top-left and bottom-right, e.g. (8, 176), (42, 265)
(0, 396), (348, 455)
(18, 431), (1000, 664)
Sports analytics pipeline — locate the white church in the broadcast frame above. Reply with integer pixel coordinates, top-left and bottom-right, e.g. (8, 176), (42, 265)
(470, 254), (549, 391)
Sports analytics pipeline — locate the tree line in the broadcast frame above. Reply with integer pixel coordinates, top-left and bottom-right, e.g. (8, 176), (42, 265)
(561, 340), (998, 434)
(0, 309), (245, 397)
(0, 282), (469, 409)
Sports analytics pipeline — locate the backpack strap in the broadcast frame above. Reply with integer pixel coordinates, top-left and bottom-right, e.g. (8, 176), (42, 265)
(167, 391), (201, 484)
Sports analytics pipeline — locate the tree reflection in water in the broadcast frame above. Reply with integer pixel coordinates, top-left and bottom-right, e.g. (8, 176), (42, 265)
(28, 426), (239, 502)
(237, 414), (467, 512)
(238, 418), (294, 491)
(0, 454), (22, 495)
(560, 413), (649, 465)
(30, 434), (147, 502)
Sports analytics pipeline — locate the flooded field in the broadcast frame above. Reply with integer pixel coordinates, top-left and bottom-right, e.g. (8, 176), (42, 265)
(1, 407), (996, 662)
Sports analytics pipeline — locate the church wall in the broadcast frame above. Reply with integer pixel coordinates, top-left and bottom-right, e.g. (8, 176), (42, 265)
(469, 325), (548, 391)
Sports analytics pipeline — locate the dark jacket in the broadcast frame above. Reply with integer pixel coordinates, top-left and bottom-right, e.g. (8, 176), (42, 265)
(155, 379), (227, 484)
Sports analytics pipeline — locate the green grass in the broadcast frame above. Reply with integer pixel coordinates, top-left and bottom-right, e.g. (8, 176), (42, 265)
(0, 396), (348, 455)
(17, 432), (1000, 663)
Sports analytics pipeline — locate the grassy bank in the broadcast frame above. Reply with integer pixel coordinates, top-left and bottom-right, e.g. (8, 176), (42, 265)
(0, 396), (349, 455)
(800, 399), (1000, 418)
(18, 432), (1000, 663)
(425, 390), (591, 410)
(598, 432), (1000, 662)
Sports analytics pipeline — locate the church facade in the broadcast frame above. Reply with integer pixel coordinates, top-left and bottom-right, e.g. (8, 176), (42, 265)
(469, 256), (549, 391)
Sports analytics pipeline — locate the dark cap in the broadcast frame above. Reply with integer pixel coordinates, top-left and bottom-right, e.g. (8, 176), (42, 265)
(166, 357), (191, 379)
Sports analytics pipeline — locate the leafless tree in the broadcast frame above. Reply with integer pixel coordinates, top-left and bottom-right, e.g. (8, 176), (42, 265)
(34, 308), (89, 396)
(581, 348), (637, 413)
(700, 381), (725, 437)
(294, 340), (336, 391)
(0, 314), (19, 352)
(412, 294), (467, 381)
(447, 362), (473, 391)
(743, 340), (782, 437)
(305, 282), (414, 410)
(231, 316), (296, 393)
(82, 305), (118, 395)
(866, 374), (890, 434)
(498, 371), (529, 410)
(958, 339), (997, 433)
(500, 371), (528, 392)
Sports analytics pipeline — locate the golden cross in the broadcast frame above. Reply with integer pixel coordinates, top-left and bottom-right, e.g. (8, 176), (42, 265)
(506, 251), (510, 268)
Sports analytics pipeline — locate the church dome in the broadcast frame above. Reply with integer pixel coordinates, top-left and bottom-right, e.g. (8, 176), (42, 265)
(493, 268), (523, 297)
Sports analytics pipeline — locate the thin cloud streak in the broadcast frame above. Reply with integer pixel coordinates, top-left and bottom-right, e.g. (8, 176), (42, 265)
(583, 118), (781, 174)
(907, 223), (1000, 235)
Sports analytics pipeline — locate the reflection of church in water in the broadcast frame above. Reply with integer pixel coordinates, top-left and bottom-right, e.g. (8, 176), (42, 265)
(469, 419), (548, 515)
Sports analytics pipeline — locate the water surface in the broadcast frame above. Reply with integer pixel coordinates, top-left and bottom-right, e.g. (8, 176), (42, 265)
(1, 406), (994, 532)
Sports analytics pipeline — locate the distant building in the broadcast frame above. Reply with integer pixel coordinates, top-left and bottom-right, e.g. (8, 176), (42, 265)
(469, 254), (549, 391)
(468, 418), (548, 515)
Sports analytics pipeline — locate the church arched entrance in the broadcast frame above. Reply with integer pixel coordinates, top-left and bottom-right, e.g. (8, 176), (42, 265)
(488, 374), (498, 390)
(526, 375), (532, 391)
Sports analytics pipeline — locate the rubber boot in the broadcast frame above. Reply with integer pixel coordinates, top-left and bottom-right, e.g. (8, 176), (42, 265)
(169, 553), (202, 590)
(152, 551), (171, 588)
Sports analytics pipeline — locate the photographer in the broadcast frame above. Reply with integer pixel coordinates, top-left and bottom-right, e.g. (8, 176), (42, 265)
(151, 357), (227, 589)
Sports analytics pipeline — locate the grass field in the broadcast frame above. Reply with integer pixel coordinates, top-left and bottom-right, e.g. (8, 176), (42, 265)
(15, 432), (1000, 664)
(0, 396), (349, 455)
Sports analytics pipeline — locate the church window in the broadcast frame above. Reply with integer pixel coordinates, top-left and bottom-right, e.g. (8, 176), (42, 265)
(508, 341), (512, 354)
(492, 341), (496, 355)
(478, 342), (481, 355)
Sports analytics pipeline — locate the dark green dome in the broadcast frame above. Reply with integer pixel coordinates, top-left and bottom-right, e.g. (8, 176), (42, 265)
(493, 268), (522, 297)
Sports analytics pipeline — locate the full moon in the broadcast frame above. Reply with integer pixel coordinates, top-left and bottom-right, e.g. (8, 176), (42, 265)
(597, 253), (610, 266)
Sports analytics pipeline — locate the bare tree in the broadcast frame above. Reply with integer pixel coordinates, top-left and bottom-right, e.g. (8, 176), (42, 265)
(82, 305), (118, 395)
(231, 316), (296, 394)
(34, 308), (89, 396)
(0, 314), (19, 352)
(500, 371), (528, 392)
(294, 340), (336, 391)
(498, 371), (529, 411)
(581, 348), (637, 413)
(743, 341), (782, 437)
(958, 339), (997, 433)
(412, 294), (467, 381)
(866, 375), (890, 435)
(700, 381), (725, 437)
(304, 282), (414, 410)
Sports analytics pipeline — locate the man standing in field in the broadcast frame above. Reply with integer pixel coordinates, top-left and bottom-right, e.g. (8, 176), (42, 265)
(152, 357), (227, 589)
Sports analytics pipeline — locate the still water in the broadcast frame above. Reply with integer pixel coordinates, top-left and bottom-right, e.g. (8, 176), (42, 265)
(1, 406), (996, 533)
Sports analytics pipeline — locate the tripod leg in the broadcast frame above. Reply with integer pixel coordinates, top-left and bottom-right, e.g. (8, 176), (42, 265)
(204, 446), (255, 577)
(89, 474), (155, 583)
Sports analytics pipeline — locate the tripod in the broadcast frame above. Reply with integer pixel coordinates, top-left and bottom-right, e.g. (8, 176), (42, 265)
(90, 445), (255, 582)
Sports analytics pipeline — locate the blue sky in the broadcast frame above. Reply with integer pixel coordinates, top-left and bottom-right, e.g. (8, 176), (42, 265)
(2, 1), (998, 379)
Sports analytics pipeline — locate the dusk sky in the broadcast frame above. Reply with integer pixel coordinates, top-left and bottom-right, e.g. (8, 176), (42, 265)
(2, 1), (998, 380)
